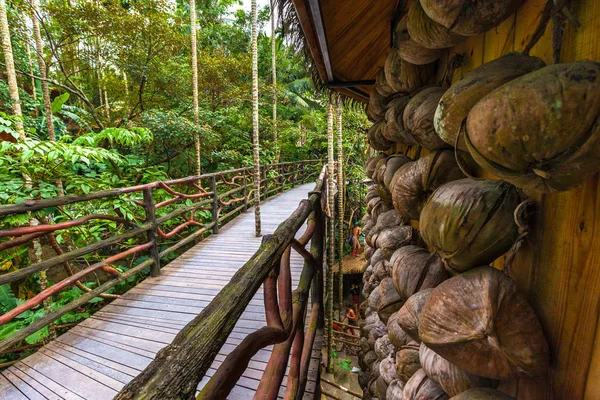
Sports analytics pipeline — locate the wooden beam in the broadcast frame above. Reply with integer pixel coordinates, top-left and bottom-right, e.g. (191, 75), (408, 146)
(307, 0), (333, 82)
(328, 80), (376, 88)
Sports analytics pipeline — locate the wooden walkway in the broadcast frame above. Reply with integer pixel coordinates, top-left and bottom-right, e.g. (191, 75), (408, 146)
(0, 183), (323, 400)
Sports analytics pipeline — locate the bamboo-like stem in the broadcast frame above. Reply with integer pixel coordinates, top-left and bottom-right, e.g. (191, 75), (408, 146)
(271, 1), (278, 164)
(190, 0), (201, 175)
(252, 0), (261, 236)
(336, 93), (344, 315)
(326, 92), (335, 372)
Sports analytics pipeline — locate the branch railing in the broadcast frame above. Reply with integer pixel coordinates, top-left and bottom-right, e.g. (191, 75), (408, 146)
(0, 160), (320, 353)
(111, 164), (328, 400)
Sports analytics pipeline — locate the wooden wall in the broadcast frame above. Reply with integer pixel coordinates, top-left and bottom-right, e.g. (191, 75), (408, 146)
(400, 1), (600, 398)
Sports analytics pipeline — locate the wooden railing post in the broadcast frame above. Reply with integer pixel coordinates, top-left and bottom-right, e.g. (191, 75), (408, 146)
(210, 176), (219, 234)
(243, 170), (249, 212)
(279, 163), (284, 192)
(143, 188), (161, 277)
(262, 164), (268, 200)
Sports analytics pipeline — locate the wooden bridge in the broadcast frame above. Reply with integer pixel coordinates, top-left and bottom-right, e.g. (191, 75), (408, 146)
(0, 161), (328, 400)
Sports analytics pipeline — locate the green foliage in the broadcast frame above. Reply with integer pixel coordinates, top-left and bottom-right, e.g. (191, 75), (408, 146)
(338, 357), (353, 371)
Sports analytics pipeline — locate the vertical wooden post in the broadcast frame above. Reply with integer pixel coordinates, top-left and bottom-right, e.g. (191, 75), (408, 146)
(143, 188), (161, 277)
(210, 176), (219, 234)
(326, 93), (335, 373)
(336, 93), (345, 315)
(243, 171), (249, 212)
(279, 163), (284, 192)
(262, 165), (268, 200)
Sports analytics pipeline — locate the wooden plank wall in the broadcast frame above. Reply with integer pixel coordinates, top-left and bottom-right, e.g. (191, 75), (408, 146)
(397, 1), (600, 399)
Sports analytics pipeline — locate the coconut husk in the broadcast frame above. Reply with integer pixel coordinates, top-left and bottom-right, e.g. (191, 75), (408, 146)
(450, 388), (515, 400)
(396, 341), (422, 383)
(371, 248), (394, 266)
(368, 121), (395, 151)
(375, 226), (416, 253)
(377, 68), (396, 97)
(387, 379), (406, 400)
(419, 266), (549, 380)
(419, 179), (522, 273)
(376, 184), (393, 204)
(388, 312), (411, 349)
(378, 277), (405, 323)
(359, 370), (372, 389)
(384, 46), (438, 94)
(367, 196), (381, 214)
(384, 155), (413, 189)
(403, 87), (451, 150)
(364, 350), (378, 367)
(375, 376), (389, 399)
(403, 369), (449, 400)
(361, 337), (372, 353)
(368, 285), (381, 309)
(381, 354), (402, 385)
(384, 96), (416, 144)
(420, 343), (498, 396)
(420, 0), (523, 37)
(372, 200), (393, 221)
(374, 209), (406, 233)
(465, 61), (600, 193)
(365, 246), (375, 262)
(407, 0), (466, 49)
(376, 334), (397, 360)
(368, 88), (390, 122)
(395, 15), (442, 65)
(391, 246), (448, 300)
(368, 321), (388, 348)
(391, 151), (465, 220)
(373, 261), (389, 282)
(396, 288), (433, 343)
(369, 376), (378, 396)
(435, 53), (546, 151)
(367, 154), (386, 178)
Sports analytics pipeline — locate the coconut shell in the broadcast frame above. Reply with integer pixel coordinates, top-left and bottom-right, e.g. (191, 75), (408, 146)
(434, 53), (546, 151)
(384, 155), (413, 189)
(396, 341), (421, 383)
(419, 179), (521, 273)
(403, 369), (449, 400)
(368, 121), (395, 151)
(368, 322), (388, 348)
(371, 248), (394, 266)
(420, 343), (498, 396)
(465, 61), (600, 193)
(368, 88), (390, 121)
(395, 15), (442, 65)
(391, 151), (465, 220)
(378, 277), (405, 323)
(369, 376), (378, 396)
(384, 96), (416, 144)
(375, 226), (416, 252)
(377, 68), (396, 97)
(407, 0), (466, 49)
(381, 354), (402, 384)
(385, 47), (438, 94)
(450, 388), (515, 400)
(420, 0), (523, 37)
(359, 370), (372, 389)
(372, 200), (393, 221)
(375, 376), (389, 399)
(387, 379), (406, 400)
(364, 350), (378, 367)
(376, 334), (397, 360)
(367, 154), (386, 179)
(377, 184), (393, 204)
(419, 266), (550, 379)
(391, 246), (448, 300)
(375, 209), (406, 233)
(403, 87), (451, 150)
(396, 289), (433, 343)
(388, 312), (411, 348)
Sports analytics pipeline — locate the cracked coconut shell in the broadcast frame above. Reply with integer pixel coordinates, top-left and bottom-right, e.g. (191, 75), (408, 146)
(465, 61), (600, 193)
(381, 354), (402, 384)
(387, 379), (406, 400)
(396, 341), (422, 383)
(388, 311), (412, 349)
(419, 179), (522, 273)
(391, 246), (448, 300)
(407, 0), (466, 49)
(384, 155), (413, 190)
(419, 266), (549, 380)
(403, 87), (451, 150)
(391, 151), (465, 220)
(396, 288), (434, 343)
(434, 53), (545, 151)
(420, 342), (498, 396)
(375, 225), (417, 253)
(403, 369), (449, 400)
(368, 121), (395, 151)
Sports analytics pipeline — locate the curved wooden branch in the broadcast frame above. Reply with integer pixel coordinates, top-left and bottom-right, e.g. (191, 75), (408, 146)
(0, 214), (134, 238)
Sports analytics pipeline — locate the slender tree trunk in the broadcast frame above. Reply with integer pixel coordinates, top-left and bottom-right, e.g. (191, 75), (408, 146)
(271, 1), (278, 164)
(336, 93), (344, 315)
(0, 0), (25, 140)
(326, 92), (334, 372)
(251, 0), (261, 236)
(30, 0), (54, 140)
(23, 13), (37, 108)
(190, 0), (201, 176)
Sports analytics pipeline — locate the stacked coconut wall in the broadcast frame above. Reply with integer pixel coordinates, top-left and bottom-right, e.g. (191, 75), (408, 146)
(357, 0), (600, 398)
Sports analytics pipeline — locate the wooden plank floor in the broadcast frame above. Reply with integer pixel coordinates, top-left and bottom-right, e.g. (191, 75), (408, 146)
(1, 183), (322, 400)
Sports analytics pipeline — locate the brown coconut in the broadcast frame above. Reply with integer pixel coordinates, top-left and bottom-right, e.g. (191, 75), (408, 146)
(403, 87), (451, 150)
(381, 354), (402, 384)
(434, 53), (546, 151)
(375, 225), (416, 252)
(376, 67), (396, 97)
(450, 388), (515, 400)
(375, 376), (389, 399)
(384, 155), (413, 190)
(384, 95), (416, 144)
(395, 341), (421, 383)
(367, 154), (385, 178)
(419, 266), (550, 380)
(368, 322), (388, 348)
(419, 179), (522, 273)
(420, 342), (498, 396)
(420, 0), (523, 37)
(371, 199), (393, 221)
(384, 46), (438, 94)
(396, 288), (434, 343)
(388, 312), (411, 348)
(378, 277), (405, 323)
(465, 61), (600, 193)
(403, 369), (449, 400)
(407, 0), (466, 49)
(391, 246), (448, 300)
(387, 379), (406, 400)
(376, 334), (397, 360)
(395, 15), (442, 65)
(368, 121), (395, 151)
(368, 87), (390, 121)
(374, 209), (406, 233)
(391, 151), (465, 220)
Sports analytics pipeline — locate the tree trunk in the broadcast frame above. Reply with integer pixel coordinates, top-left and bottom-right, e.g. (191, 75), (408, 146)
(0, 0), (25, 140)
(271, 1), (278, 164)
(23, 13), (37, 108)
(252, 0), (261, 236)
(190, 0), (201, 176)
(336, 93), (344, 315)
(30, 0), (54, 140)
(326, 92), (335, 372)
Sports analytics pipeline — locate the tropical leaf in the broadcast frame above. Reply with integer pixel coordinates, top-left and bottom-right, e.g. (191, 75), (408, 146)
(51, 93), (70, 114)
